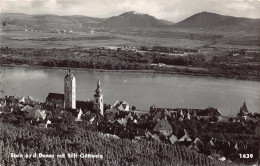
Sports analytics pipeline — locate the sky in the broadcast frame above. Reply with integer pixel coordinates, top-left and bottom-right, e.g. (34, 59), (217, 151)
(0, 0), (260, 22)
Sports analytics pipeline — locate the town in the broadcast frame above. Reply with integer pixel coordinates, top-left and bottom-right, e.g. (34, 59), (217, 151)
(0, 69), (260, 165)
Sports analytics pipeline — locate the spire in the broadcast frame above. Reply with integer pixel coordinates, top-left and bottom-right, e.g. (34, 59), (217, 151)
(65, 69), (74, 79)
(95, 80), (102, 94)
(240, 101), (248, 114)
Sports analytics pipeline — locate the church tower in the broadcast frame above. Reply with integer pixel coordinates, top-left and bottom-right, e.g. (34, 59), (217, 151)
(93, 80), (104, 115)
(64, 69), (76, 109)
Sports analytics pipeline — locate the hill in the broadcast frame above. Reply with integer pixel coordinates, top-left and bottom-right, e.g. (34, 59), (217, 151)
(0, 13), (104, 31)
(175, 12), (260, 28)
(1, 12), (260, 31)
(100, 11), (167, 28)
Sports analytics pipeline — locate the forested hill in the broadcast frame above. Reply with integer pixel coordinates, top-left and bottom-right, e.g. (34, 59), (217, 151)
(174, 12), (260, 29)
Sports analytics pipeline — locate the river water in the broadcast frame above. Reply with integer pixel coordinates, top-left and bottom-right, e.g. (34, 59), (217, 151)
(0, 67), (259, 115)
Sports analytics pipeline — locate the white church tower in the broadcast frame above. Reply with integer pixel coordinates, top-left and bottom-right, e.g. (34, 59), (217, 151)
(64, 69), (76, 109)
(93, 80), (104, 115)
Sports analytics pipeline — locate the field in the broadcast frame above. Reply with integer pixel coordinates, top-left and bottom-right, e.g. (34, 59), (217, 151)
(1, 27), (260, 81)
(1, 27), (260, 50)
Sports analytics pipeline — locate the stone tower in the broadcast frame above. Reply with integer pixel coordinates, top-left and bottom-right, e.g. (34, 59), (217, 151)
(64, 69), (76, 109)
(93, 80), (104, 115)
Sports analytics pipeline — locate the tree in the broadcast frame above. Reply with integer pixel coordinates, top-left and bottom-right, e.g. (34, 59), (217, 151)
(132, 106), (136, 111)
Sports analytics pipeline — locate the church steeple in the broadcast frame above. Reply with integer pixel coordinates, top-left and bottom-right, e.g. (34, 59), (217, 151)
(64, 69), (76, 109)
(93, 80), (104, 115)
(95, 80), (101, 95)
(240, 101), (249, 115)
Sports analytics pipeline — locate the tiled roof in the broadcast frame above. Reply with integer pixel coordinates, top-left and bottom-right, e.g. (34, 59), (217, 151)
(153, 119), (172, 131)
(46, 93), (64, 101)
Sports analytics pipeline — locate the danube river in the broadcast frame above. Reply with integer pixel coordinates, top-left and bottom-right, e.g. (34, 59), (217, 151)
(0, 68), (259, 115)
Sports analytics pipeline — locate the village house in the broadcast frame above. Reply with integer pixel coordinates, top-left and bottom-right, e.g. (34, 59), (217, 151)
(188, 138), (204, 152)
(153, 119), (173, 137)
(145, 131), (161, 142)
(178, 129), (192, 143)
(106, 100), (130, 113)
(46, 93), (64, 109)
(169, 134), (178, 144)
(34, 109), (47, 121)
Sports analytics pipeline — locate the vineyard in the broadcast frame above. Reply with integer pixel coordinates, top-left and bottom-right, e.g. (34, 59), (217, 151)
(0, 118), (232, 166)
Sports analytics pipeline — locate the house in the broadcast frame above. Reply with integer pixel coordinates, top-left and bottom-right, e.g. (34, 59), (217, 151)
(178, 129), (192, 142)
(21, 105), (35, 117)
(207, 138), (215, 147)
(75, 108), (83, 121)
(89, 116), (95, 124)
(196, 107), (221, 119)
(145, 131), (161, 142)
(17, 103), (25, 109)
(116, 101), (130, 111)
(153, 119), (172, 137)
(116, 118), (128, 126)
(152, 111), (164, 122)
(188, 138), (204, 152)
(204, 138), (217, 154)
(106, 100), (130, 113)
(184, 112), (191, 120)
(18, 96), (26, 103)
(178, 114), (184, 121)
(25, 96), (38, 106)
(21, 105), (33, 112)
(169, 134), (178, 144)
(46, 93), (64, 108)
(34, 109), (47, 121)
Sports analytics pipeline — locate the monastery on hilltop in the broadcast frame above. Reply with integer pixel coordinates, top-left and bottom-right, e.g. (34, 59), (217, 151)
(46, 69), (104, 115)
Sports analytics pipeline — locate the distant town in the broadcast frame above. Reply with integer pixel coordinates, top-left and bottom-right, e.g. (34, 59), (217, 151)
(0, 69), (260, 165)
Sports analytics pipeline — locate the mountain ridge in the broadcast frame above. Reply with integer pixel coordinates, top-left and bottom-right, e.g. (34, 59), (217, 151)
(100, 11), (167, 27)
(1, 11), (260, 30)
(174, 11), (260, 28)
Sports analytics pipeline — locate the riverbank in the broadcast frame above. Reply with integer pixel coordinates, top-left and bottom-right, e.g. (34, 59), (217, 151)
(1, 47), (259, 82)
(1, 64), (259, 82)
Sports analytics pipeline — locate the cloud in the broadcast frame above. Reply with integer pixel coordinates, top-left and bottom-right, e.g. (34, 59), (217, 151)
(0, 0), (260, 22)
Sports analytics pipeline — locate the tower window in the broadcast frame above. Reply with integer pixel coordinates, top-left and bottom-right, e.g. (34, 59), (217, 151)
(96, 99), (98, 103)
